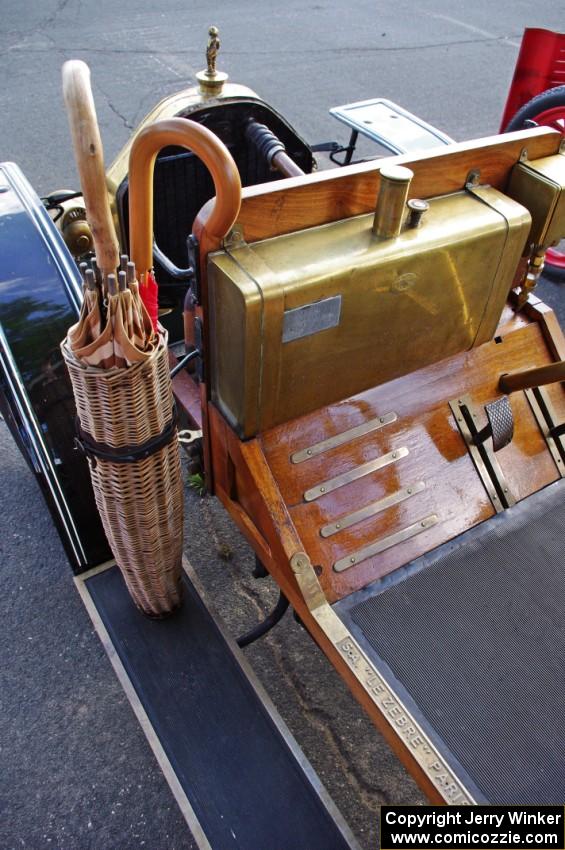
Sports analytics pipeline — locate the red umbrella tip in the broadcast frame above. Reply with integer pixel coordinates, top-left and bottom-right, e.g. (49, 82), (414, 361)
(140, 270), (159, 331)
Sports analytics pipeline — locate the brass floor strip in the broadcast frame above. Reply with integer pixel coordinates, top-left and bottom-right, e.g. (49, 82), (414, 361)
(333, 514), (438, 572)
(525, 387), (565, 478)
(304, 446), (409, 502)
(320, 481), (426, 538)
(449, 395), (515, 512)
(291, 412), (397, 464)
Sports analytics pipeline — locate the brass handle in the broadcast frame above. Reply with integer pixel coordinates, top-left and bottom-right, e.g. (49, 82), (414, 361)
(499, 359), (565, 393)
(128, 118), (241, 277)
(61, 60), (120, 280)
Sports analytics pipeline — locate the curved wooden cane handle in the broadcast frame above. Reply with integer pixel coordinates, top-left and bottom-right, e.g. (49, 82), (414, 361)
(128, 118), (242, 276)
(62, 61), (120, 280)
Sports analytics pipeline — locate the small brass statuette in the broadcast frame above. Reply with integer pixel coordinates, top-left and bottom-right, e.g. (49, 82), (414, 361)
(206, 26), (220, 76)
(197, 25), (229, 96)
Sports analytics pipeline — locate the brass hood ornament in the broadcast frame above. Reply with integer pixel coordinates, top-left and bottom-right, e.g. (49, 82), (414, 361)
(196, 26), (229, 97)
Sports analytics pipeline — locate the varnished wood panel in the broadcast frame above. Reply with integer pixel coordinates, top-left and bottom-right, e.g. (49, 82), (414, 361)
(207, 404), (448, 802)
(523, 294), (565, 360)
(169, 352), (202, 429)
(206, 317), (565, 802)
(230, 128), (560, 244)
(260, 322), (564, 602)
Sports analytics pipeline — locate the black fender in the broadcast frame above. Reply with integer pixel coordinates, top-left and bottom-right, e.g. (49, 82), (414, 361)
(0, 163), (111, 572)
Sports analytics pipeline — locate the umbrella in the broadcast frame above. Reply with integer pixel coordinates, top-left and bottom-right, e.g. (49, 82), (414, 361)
(60, 60), (183, 616)
(71, 259), (157, 369)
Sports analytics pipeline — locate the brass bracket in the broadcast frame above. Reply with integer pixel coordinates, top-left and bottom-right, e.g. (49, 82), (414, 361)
(465, 168), (481, 189)
(223, 227), (246, 250)
(449, 394), (516, 512)
(290, 551), (327, 613)
(525, 387), (565, 477)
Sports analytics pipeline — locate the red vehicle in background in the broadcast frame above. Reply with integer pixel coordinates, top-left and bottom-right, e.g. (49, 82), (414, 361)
(502, 28), (565, 277)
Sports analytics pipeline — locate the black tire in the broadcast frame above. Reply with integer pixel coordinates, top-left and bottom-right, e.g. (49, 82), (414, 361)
(504, 84), (565, 132)
(505, 86), (565, 281)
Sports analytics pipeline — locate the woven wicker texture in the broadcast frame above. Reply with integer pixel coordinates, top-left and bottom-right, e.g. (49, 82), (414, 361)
(62, 331), (183, 616)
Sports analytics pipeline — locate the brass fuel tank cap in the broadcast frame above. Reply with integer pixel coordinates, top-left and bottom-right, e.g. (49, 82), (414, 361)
(373, 164), (414, 238)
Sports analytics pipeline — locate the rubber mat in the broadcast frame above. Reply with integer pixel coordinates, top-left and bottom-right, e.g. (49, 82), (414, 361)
(336, 479), (565, 803)
(85, 566), (358, 850)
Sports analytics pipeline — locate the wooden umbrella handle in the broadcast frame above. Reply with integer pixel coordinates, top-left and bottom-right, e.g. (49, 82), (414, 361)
(62, 60), (120, 280)
(128, 118), (241, 276)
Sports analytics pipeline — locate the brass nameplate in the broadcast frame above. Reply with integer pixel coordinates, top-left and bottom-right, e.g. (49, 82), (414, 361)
(320, 481), (425, 538)
(333, 514), (438, 572)
(335, 636), (474, 804)
(303, 446), (408, 502)
(282, 295), (342, 343)
(291, 411), (397, 464)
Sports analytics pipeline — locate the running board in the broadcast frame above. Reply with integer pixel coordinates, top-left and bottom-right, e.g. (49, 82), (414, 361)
(75, 559), (359, 850)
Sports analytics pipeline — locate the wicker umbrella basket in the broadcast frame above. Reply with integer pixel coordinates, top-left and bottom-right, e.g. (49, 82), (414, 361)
(62, 332), (183, 616)
(61, 60), (184, 617)
(61, 61), (241, 616)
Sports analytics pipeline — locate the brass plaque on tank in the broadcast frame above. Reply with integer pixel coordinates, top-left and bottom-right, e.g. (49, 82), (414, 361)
(209, 186), (531, 438)
(507, 154), (565, 249)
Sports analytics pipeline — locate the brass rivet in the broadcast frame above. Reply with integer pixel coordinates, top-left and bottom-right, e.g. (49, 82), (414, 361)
(306, 449), (312, 455)
(350, 557), (356, 563)
(379, 417), (385, 423)
(320, 487), (326, 493)
(392, 452), (397, 459)
(407, 488), (412, 495)
(504, 488), (508, 493)
(336, 523), (341, 529)
(421, 521), (427, 527)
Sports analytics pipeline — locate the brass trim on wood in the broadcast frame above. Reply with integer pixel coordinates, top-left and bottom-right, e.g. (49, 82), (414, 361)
(525, 387), (565, 478)
(291, 412), (397, 464)
(449, 395), (516, 512)
(289, 553), (476, 805)
(320, 481), (426, 538)
(304, 447), (409, 502)
(333, 514), (438, 573)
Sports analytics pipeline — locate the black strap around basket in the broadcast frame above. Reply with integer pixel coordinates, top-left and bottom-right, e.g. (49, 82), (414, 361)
(74, 404), (178, 466)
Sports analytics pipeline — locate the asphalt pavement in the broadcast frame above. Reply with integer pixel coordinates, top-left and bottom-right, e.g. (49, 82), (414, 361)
(1, 2), (565, 849)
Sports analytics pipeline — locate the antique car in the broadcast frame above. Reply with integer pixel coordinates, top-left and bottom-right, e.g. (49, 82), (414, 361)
(1, 24), (565, 849)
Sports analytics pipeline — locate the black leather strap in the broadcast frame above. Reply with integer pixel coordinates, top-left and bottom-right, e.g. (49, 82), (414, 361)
(74, 404), (178, 465)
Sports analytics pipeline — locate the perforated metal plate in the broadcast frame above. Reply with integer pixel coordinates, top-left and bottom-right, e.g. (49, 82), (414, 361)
(336, 479), (565, 804)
